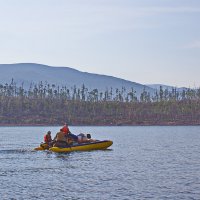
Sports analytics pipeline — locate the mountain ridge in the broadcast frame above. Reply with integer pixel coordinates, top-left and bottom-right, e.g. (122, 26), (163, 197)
(0, 63), (155, 96)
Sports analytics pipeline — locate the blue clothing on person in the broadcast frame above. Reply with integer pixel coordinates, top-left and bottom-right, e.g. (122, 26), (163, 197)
(69, 132), (78, 141)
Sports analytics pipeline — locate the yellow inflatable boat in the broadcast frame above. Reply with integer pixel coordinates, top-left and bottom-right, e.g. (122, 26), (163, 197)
(34, 143), (49, 151)
(34, 140), (113, 152)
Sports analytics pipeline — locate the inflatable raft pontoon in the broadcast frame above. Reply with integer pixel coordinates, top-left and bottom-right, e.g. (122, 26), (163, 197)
(34, 140), (113, 153)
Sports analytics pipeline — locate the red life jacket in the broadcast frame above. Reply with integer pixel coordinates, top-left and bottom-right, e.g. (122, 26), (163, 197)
(62, 125), (69, 134)
(44, 134), (52, 143)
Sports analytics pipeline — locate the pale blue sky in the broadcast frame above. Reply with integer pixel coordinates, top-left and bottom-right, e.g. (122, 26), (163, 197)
(0, 0), (199, 87)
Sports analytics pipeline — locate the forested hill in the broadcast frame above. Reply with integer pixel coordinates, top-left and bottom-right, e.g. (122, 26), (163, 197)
(1, 63), (199, 126)
(0, 63), (154, 96)
(0, 79), (200, 126)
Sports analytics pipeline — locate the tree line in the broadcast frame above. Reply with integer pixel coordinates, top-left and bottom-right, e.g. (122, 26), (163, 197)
(0, 80), (200, 125)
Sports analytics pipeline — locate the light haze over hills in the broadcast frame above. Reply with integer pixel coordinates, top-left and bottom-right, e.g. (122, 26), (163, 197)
(0, 1), (199, 87)
(0, 63), (155, 96)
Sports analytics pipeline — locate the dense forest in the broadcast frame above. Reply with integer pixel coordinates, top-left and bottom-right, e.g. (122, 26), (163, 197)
(0, 79), (200, 125)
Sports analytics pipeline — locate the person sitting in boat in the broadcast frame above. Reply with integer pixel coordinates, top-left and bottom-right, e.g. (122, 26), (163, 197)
(44, 131), (52, 145)
(53, 128), (72, 147)
(62, 123), (70, 134)
(77, 133), (96, 143)
(62, 123), (78, 142)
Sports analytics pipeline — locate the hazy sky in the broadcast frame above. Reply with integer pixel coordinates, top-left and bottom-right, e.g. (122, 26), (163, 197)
(0, 0), (199, 87)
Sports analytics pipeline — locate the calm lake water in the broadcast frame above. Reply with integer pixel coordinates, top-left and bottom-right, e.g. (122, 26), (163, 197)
(0, 126), (200, 200)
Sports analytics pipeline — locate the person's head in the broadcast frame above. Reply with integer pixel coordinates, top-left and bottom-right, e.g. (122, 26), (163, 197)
(87, 134), (91, 139)
(47, 131), (51, 135)
(64, 122), (68, 126)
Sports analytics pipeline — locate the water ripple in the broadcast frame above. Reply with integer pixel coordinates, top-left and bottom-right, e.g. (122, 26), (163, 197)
(0, 126), (200, 199)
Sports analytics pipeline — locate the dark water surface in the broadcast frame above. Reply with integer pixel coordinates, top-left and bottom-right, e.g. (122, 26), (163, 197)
(0, 126), (200, 200)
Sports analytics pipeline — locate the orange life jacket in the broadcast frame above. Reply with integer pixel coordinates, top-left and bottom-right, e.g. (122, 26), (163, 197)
(44, 134), (52, 143)
(62, 125), (69, 134)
